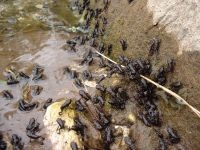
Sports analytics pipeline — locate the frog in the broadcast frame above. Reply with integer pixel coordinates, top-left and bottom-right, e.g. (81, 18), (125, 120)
(103, 126), (114, 149)
(18, 99), (38, 111)
(11, 134), (24, 150)
(26, 118), (43, 142)
(149, 38), (161, 56)
(82, 70), (92, 80)
(1, 90), (13, 100)
(59, 99), (72, 115)
(43, 98), (53, 110)
(32, 65), (45, 81)
(96, 75), (106, 84)
(31, 85), (43, 96)
(71, 117), (86, 138)
(124, 136), (136, 150)
(79, 90), (91, 100)
(120, 39), (128, 51)
(96, 84), (106, 92)
(70, 142), (78, 150)
(167, 127), (180, 144)
(75, 100), (85, 111)
(56, 118), (65, 134)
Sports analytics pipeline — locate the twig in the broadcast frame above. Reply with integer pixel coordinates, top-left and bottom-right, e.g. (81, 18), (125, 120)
(95, 51), (125, 67)
(141, 75), (200, 118)
(94, 50), (200, 119)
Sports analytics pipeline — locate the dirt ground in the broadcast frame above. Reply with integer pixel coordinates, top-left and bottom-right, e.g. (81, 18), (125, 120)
(103, 0), (200, 149)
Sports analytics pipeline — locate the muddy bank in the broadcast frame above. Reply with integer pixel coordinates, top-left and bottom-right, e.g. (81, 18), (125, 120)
(103, 0), (200, 149)
(0, 0), (200, 150)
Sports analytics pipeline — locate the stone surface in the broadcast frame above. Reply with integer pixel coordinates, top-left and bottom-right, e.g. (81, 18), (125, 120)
(43, 100), (83, 150)
(147, 0), (200, 54)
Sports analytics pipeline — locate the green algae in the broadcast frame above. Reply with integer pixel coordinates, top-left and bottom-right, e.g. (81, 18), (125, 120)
(0, 0), (80, 37)
(50, 0), (79, 26)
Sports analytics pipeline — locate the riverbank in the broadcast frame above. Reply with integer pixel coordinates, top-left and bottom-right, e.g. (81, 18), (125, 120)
(0, 0), (199, 149)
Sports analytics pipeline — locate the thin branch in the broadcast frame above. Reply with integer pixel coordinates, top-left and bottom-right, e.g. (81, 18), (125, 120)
(94, 50), (200, 119)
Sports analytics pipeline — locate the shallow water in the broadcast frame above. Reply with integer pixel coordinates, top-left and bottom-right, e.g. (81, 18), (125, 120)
(0, 33), (98, 149)
(0, 0), (89, 149)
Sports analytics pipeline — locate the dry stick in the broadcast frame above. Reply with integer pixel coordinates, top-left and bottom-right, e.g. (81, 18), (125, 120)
(95, 50), (200, 119)
(141, 75), (200, 118)
(95, 51), (125, 67)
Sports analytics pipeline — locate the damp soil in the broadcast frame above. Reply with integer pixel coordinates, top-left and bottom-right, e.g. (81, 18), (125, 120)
(0, 0), (200, 150)
(102, 0), (200, 149)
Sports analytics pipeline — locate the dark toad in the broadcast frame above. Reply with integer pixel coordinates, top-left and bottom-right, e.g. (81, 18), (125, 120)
(167, 127), (180, 144)
(149, 38), (161, 56)
(120, 39), (128, 51)
(18, 99), (38, 111)
(11, 134), (24, 150)
(124, 136), (136, 150)
(96, 84), (106, 92)
(0, 132), (7, 150)
(43, 98), (53, 110)
(26, 118), (42, 141)
(19, 71), (30, 79)
(82, 70), (92, 80)
(75, 99), (85, 111)
(56, 118), (66, 134)
(71, 117), (86, 138)
(1, 90), (13, 100)
(59, 99), (72, 115)
(32, 64), (45, 81)
(70, 141), (78, 150)
(79, 90), (91, 100)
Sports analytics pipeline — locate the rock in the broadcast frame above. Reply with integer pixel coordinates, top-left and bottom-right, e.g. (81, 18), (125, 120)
(130, 121), (158, 149)
(111, 125), (131, 150)
(84, 80), (97, 88)
(79, 115), (102, 149)
(43, 100), (83, 150)
(7, 18), (17, 24)
(35, 4), (43, 9)
(147, 0), (200, 54)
